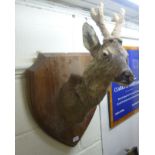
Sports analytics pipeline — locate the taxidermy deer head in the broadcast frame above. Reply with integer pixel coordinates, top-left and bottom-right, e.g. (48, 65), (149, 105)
(59, 2), (134, 125)
(26, 2), (134, 147)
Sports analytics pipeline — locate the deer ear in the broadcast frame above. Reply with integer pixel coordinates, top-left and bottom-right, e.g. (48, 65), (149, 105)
(83, 22), (101, 57)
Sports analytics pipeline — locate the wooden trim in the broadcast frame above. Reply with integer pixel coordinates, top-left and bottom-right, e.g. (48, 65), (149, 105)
(123, 46), (139, 50)
(108, 87), (114, 128)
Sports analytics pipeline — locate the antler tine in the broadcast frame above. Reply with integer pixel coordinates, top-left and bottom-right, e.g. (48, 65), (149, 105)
(111, 8), (125, 38)
(90, 2), (110, 39)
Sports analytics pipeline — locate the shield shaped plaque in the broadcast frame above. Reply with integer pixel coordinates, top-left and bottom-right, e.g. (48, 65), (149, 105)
(26, 53), (97, 146)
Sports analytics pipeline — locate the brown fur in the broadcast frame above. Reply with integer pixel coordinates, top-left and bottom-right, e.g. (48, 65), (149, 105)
(58, 5), (134, 125)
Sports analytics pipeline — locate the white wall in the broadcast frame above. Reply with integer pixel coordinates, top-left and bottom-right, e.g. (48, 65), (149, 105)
(15, 0), (139, 155)
(100, 96), (139, 155)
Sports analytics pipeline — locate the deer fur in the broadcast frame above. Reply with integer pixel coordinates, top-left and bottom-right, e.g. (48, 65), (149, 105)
(58, 2), (134, 126)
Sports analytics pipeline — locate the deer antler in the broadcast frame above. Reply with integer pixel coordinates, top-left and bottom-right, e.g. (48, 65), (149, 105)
(111, 8), (125, 38)
(90, 2), (111, 39)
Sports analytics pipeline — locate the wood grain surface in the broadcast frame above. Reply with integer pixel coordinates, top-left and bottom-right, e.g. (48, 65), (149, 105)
(26, 53), (97, 146)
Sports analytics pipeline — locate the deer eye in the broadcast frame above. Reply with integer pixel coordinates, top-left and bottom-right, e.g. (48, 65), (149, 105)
(102, 50), (109, 59)
(103, 52), (108, 57)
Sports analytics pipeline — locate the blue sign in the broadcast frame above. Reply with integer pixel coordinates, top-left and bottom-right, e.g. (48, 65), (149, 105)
(109, 47), (139, 127)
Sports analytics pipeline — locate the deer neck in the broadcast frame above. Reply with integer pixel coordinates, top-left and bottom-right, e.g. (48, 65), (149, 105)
(76, 59), (112, 109)
(84, 59), (112, 96)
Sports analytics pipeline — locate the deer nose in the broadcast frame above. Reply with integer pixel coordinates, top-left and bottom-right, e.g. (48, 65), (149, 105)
(121, 70), (134, 84)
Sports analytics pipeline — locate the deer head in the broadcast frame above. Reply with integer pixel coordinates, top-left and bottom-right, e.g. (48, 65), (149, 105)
(83, 2), (134, 86)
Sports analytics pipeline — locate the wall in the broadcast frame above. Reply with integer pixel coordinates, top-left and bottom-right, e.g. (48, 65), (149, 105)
(15, 0), (139, 155)
(100, 96), (139, 155)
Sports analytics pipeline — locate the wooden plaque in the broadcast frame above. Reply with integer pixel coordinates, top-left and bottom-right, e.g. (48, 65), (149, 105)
(26, 53), (96, 146)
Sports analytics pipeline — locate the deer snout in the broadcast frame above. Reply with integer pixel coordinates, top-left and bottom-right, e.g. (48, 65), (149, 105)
(114, 69), (134, 86)
(120, 70), (134, 85)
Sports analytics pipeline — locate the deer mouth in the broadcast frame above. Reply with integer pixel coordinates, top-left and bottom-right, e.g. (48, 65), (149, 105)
(114, 70), (134, 86)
